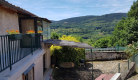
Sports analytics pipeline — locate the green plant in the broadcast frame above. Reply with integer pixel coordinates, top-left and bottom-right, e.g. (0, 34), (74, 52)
(50, 35), (85, 67)
(6, 29), (20, 34)
(125, 41), (138, 57)
(26, 30), (35, 34)
(38, 30), (43, 33)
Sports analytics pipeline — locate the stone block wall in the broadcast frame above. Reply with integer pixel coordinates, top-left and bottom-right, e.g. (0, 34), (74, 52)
(0, 8), (19, 35)
(85, 51), (128, 61)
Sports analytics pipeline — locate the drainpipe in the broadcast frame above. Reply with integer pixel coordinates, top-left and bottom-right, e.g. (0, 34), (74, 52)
(91, 49), (93, 80)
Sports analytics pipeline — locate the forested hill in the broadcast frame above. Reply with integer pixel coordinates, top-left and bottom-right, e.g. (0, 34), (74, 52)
(51, 13), (127, 40)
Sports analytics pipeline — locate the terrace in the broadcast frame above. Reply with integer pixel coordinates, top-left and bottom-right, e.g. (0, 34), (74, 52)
(0, 33), (41, 72)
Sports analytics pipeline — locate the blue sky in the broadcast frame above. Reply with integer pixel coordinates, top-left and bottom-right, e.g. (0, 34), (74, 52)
(6, 0), (136, 21)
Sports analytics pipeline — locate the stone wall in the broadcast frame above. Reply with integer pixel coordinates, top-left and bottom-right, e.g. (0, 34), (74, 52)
(85, 51), (128, 61)
(0, 8), (19, 35)
(34, 54), (43, 80)
(121, 62), (136, 80)
(44, 43), (51, 68)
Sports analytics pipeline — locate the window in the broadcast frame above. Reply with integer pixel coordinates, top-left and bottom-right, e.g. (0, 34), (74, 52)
(42, 20), (51, 40)
(23, 64), (35, 80)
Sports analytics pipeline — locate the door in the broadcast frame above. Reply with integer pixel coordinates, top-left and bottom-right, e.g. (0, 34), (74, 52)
(43, 54), (45, 70)
(19, 17), (38, 48)
(23, 64), (35, 80)
(19, 17), (37, 34)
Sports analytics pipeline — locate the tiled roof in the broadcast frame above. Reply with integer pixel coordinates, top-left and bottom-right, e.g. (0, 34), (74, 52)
(0, 0), (52, 23)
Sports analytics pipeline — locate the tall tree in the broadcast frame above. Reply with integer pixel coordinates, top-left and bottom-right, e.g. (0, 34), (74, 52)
(127, 0), (138, 19)
(112, 0), (138, 46)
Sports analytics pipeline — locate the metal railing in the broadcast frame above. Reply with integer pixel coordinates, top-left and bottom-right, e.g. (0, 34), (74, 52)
(85, 45), (127, 52)
(117, 60), (131, 73)
(0, 33), (41, 72)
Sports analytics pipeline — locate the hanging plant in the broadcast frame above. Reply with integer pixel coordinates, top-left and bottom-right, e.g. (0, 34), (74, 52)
(38, 30), (43, 33)
(26, 30), (35, 34)
(26, 30), (35, 38)
(6, 29), (20, 34)
(6, 29), (22, 40)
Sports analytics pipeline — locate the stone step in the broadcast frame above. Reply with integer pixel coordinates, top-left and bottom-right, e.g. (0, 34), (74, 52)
(95, 74), (107, 80)
(44, 68), (53, 80)
(104, 74), (115, 80)
(95, 74), (115, 80)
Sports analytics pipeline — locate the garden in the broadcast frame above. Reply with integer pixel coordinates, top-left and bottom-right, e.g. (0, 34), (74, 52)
(49, 34), (138, 80)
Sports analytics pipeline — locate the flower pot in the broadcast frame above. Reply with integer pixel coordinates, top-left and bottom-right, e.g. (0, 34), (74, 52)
(27, 34), (35, 38)
(38, 33), (42, 36)
(8, 34), (22, 40)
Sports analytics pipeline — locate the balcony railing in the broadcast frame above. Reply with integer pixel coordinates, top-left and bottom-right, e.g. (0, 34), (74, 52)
(0, 33), (42, 72)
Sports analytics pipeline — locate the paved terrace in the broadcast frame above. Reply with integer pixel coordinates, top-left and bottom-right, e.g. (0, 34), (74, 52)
(51, 60), (130, 80)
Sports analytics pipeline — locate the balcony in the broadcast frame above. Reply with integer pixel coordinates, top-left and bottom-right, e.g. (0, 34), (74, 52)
(0, 33), (42, 72)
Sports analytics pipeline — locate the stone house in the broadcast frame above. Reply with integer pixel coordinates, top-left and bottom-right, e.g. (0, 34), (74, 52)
(0, 0), (52, 80)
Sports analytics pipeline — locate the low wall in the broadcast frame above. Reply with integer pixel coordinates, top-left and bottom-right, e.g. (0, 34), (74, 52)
(121, 62), (135, 80)
(85, 51), (128, 61)
(0, 49), (44, 80)
(110, 73), (121, 80)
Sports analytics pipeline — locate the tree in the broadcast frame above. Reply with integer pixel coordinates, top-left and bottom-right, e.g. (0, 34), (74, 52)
(127, 0), (138, 19)
(70, 35), (84, 42)
(51, 32), (60, 39)
(86, 39), (95, 46)
(94, 37), (110, 48)
(113, 17), (138, 46)
(112, 0), (138, 46)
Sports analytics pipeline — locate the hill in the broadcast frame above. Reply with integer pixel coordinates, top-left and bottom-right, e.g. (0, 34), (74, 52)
(50, 13), (127, 40)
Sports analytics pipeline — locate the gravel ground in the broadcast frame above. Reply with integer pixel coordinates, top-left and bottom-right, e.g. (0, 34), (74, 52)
(127, 68), (138, 80)
(52, 60), (132, 80)
(53, 63), (102, 80)
(92, 60), (130, 74)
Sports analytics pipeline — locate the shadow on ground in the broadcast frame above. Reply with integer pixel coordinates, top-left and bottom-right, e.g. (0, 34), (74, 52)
(127, 71), (138, 79)
(53, 63), (103, 80)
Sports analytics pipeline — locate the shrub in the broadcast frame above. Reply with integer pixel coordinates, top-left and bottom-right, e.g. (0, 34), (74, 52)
(125, 41), (138, 57)
(50, 35), (85, 66)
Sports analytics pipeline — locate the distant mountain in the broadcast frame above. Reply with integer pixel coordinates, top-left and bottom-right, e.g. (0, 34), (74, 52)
(51, 13), (127, 40)
(50, 20), (57, 23)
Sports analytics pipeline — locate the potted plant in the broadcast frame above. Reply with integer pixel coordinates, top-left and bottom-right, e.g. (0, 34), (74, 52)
(38, 30), (43, 35)
(6, 29), (22, 40)
(37, 30), (43, 38)
(26, 30), (35, 38)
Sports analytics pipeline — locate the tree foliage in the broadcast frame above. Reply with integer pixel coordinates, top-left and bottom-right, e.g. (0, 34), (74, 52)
(51, 13), (127, 40)
(127, 0), (138, 19)
(112, 0), (138, 46)
(51, 32), (60, 39)
(125, 42), (138, 57)
(93, 37), (111, 48)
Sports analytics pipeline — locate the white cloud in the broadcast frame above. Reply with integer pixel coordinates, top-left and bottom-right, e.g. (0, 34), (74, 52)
(41, 11), (81, 20)
(115, 8), (130, 13)
(63, 0), (91, 3)
(6, 0), (136, 20)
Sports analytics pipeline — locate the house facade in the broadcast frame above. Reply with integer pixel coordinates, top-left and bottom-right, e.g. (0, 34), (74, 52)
(0, 0), (52, 80)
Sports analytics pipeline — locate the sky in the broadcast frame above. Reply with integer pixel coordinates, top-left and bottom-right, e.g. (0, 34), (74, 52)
(6, 0), (137, 21)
